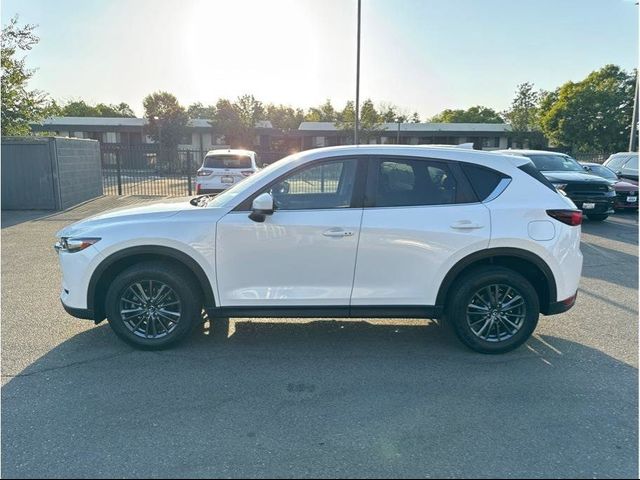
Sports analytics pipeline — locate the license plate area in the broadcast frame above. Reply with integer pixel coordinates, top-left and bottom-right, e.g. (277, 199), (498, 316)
(221, 175), (234, 184)
(626, 196), (637, 203)
(582, 203), (596, 209)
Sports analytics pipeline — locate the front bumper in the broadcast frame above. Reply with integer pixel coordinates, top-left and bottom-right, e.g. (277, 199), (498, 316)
(61, 300), (94, 320)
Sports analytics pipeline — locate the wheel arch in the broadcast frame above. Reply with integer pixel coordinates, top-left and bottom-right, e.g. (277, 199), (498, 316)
(88, 245), (216, 323)
(436, 247), (557, 315)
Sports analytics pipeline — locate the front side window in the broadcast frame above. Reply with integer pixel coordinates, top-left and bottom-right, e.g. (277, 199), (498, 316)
(373, 158), (459, 207)
(269, 159), (358, 210)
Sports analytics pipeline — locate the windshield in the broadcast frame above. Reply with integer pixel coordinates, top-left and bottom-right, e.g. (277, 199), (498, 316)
(203, 152), (301, 207)
(587, 164), (618, 181)
(527, 154), (584, 172)
(203, 154), (251, 169)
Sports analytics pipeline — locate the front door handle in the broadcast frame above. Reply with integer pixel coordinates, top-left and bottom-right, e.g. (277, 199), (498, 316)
(450, 221), (483, 230)
(323, 228), (354, 238)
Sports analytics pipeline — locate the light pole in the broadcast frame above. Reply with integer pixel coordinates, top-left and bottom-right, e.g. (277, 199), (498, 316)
(354, 0), (361, 145)
(629, 72), (638, 152)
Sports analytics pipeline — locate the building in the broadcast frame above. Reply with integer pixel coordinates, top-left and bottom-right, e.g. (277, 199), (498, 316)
(31, 117), (532, 156)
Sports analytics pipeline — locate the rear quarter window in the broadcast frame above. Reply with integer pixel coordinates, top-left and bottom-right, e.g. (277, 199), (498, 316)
(460, 163), (508, 200)
(517, 162), (557, 192)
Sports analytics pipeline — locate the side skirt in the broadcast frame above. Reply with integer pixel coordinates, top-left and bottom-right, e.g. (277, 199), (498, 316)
(206, 305), (443, 319)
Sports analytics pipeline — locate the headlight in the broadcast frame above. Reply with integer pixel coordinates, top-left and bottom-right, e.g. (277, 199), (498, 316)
(54, 237), (101, 253)
(552, 183), (567, 191)
(607, 185), (615, 192)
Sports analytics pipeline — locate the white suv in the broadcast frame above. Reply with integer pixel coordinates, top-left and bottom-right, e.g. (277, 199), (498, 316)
(56, 146), (583, 353)
(195, 149), (258, 194)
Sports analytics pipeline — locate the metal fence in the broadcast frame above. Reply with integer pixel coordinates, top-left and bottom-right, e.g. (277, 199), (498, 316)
(101, 145), (289, 196)
(571, 152), (610, 164)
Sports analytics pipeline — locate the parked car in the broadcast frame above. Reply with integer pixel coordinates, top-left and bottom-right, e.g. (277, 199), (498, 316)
(497, 150), (616, 221)
(603, 152), (639, 182)
(195, 149), (258, 194)
(580, 162), (638, 211)
(56, 145), (582, 354)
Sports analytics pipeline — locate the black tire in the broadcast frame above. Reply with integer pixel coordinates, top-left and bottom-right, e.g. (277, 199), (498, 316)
(586, 214), (609, 221)
(446, 266), (540, 354)
(105, 261), (202, 349)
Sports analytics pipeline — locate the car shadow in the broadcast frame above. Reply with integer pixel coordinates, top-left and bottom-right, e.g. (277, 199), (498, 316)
(2, 319), (637, 478)
(581, 210), (638, 246)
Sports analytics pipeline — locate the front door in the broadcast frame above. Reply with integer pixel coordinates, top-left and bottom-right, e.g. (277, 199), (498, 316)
(216, 157), (365, 307)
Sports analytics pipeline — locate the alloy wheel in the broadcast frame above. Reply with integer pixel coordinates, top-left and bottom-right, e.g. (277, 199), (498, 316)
(466, 284), (526, 343)
(119, 280), (182, 339)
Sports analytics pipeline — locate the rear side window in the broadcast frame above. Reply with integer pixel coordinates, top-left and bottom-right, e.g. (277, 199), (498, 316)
(204, 155), (252, 169)
(460, 164), (507, 201)
(518, 162), (556, 192)
(372, 158), (466, 207)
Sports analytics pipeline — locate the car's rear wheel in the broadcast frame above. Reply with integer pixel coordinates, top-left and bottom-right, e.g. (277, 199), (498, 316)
(446, 266), (540, 354)
(105, 262), (202, 349)
(587, 214), (609, 221)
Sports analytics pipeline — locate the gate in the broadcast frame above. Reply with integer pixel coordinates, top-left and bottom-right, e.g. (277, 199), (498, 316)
(101, 145), (289, 196)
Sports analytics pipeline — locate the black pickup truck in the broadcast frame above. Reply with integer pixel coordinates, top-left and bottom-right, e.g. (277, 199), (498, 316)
(498, 150), (616, 222)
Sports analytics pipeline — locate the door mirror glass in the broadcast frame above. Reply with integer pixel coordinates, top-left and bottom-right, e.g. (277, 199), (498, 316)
(249, 192), (274, 223)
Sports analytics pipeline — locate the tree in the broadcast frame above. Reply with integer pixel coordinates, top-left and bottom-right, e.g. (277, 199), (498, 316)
(265, 103), (305, 131)
(1, 16), (56, 135)
(502, 82), (546, 148)
(335, 99), (384, 144)
(142, 91), (188, 168)
(305, 99), (338, 122)
(430, 106), (502, 123)
(212, 95), (266, 148)
(539, 64), (636, 153)
(411, 112), (421, 123)
(186, 102), (216, 119)
(61, 100), (135, 117)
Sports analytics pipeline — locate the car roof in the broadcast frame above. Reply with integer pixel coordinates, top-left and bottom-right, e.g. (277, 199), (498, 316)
(205, 149), (256, 156)
(495, 149), (570, 156)
(292, 145), (531, 169)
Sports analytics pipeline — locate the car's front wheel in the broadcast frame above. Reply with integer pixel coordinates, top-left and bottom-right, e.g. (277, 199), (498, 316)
(105, 261), (202, 349)
(446, 266), (540, 354)
(586, 214), (609, 221)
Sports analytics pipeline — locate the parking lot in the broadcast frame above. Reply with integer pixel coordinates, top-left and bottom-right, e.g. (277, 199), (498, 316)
(1, 196), (638, 478)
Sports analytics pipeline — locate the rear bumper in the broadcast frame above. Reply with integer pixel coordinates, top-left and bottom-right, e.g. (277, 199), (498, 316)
(61, 300), (94, 320)
(545, 292), (578, 316)
(196, 187), (225, 194)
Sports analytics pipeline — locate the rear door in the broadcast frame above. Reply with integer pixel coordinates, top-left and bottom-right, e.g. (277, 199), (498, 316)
(351, 156), (491, 307)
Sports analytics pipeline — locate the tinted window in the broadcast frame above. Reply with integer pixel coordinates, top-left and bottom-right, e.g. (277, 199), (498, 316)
(527, 154), (583, 172)
(374, 159), (458, 207)
(461, 164), (506, 200)
(624, 155), (638, 170)
(587, 164), (618, 181)
(204, 155), (252, 169)
(518, 162), (556, 192)
(270, 159), (357, 210)
(605, 155), (627, 171)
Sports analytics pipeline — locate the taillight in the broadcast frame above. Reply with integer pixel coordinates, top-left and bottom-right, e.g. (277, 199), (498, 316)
(197, 170), (211, 176)
(240, 170), (253, 177)
(196, 184), (201, 194)
(547, 209), (582, 226)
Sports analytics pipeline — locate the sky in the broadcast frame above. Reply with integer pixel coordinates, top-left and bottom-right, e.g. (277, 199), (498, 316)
(1, 0), (638, 118)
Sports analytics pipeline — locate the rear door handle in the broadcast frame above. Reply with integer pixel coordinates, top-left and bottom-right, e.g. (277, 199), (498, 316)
(323, 228), (354, 238)
(450, 221), (483, 230)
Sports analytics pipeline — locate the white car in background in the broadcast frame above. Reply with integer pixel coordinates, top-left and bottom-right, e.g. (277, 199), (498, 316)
(55, 145), (583, 354)
(196, 149), (258, 194)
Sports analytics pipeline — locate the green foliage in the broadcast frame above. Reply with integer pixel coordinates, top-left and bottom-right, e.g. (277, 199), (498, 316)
(142, 91), (188, 153)
(186, 102), (217, 120)
(1, 16), (56, 136)
(265, 103), (305, 131)
(304, 99), (339, 122)
(503, 82), (546, 148)
(410, 112), (421, 123)
(212, 95), (266, 148)
(60, 100), (135, 117)
(539, 65), (636, 153)
(430, 105), (503, 123)
(335, 98), (385, 144)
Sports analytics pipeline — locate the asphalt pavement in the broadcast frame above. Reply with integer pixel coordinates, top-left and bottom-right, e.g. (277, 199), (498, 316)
(1, 196), (638, 478)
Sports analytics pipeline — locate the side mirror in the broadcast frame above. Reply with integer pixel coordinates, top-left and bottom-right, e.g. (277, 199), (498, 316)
(249, 192), (274, 223)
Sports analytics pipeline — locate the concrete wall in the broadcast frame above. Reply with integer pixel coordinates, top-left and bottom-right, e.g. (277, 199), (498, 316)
(1, 137), (102, 210)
